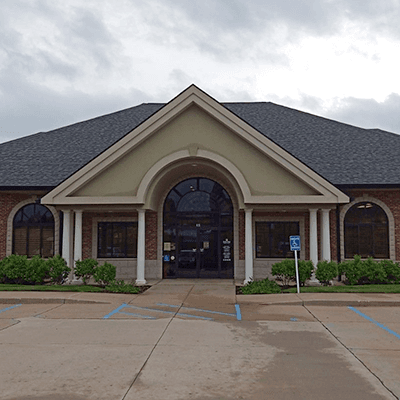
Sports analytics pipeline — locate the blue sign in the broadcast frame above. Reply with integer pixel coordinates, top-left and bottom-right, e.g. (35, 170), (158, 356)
(290, 236), (301, 251)
(164, 254), (170, 262)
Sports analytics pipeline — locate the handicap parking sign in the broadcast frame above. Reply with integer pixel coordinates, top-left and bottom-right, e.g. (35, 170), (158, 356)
(290, 236), (301, 251)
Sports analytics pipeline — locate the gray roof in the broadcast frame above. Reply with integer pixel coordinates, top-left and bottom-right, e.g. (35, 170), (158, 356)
(1, 101), (400, 188)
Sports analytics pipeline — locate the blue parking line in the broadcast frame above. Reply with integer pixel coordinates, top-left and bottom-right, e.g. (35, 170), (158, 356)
(0, 304), (22, 314)
(235, 304), (242, 321)
(348, 306), (400, 340)
(119, 311), (157, 319)
(157, 303), (237, 317)
(103, 303), (128, 319)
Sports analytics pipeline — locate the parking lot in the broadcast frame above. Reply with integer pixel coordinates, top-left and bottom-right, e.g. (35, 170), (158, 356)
(0, 281), (399, 400)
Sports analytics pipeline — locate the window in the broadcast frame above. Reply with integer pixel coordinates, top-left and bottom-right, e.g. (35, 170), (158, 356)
(256, 221), (299, 258)
(344, 202), (389, 258)
(13, 204), (54, 258)
(97, 222), (138, 258)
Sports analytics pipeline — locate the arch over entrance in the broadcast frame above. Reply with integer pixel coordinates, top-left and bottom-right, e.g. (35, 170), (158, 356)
(163, 177), (233, 278)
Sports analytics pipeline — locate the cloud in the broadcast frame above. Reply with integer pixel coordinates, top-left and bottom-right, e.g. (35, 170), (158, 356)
(0, 67), (152, 142)
(326, 94), (400, 134)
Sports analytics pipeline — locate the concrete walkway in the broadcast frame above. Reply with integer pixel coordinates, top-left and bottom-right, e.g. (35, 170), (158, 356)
(1, 280), (400, 399)
(1, 279), (400, 307)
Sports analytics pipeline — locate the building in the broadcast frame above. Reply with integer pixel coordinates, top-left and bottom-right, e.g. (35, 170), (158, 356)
(1, 85), (400, 284)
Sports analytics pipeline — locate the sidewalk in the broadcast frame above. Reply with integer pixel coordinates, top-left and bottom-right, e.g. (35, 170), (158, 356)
(0, 279), (399, 307)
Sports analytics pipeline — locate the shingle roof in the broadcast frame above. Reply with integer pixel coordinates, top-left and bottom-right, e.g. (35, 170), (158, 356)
(1, 101), (400, 188)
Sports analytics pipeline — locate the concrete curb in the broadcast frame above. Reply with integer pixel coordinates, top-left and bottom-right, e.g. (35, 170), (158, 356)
(257, 300), (400, 307)
(0, 298), (110, 305)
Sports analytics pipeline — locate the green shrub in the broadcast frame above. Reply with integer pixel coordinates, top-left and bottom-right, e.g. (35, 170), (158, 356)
(316, 261), (339, 285)
(271, 259), (295, 286)
(74, 258), (98, 284)
(1, 255), (29, 284)
(339, 255), (365, 285)
(379, 260), (400, 284)
(241, 278), (281, 294)
(26, 255), (50, 284)
(339, 256), (400, 285)
(272, 259), (314, 286)
(105, 280), (140, 294)
(362, 257), (386, 284)
(47, 255), (71, 284)
(93, 262), (116, 286)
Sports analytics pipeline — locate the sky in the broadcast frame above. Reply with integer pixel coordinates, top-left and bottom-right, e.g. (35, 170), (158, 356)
(1, 0), (400, 143)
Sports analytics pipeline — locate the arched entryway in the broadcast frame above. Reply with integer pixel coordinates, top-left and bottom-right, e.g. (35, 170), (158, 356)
(163, 177), (233, 278)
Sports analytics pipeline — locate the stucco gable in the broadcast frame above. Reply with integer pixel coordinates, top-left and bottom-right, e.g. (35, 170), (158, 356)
(41, 85), (348, 207)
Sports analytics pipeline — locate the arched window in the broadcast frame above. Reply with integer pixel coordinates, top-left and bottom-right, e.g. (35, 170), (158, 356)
(13, 204), (55, 258)
(344, 202), (389, 258)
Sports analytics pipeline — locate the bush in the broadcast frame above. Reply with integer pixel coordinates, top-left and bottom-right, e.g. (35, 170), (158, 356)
(241, 278), (281, 294)
(271, 259), (295, 286)
(0, 255), (29, 284)
(340, 256), (400, 285)
(272, 259), (314, 286)
(379, 259), (400, 284)
(316, 261), (339, 286)
(47, 255), (71, 284)
(74, 258), (98, 284)
(105, 280), (140, 294)
(339, 255), (365, 285)
(26, 255), (50, 284)
(93, 262), (116, 286)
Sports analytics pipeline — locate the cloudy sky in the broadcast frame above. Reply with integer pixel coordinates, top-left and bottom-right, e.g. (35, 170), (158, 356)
(1, 0), (400, 143)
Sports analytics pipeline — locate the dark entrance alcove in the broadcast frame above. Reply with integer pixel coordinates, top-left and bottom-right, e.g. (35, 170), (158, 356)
(163, 177), (233, 278)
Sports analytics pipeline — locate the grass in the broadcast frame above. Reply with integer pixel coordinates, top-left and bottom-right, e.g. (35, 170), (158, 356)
(237, 279), (400, 294)
(282, 284), (400, 294)
(0, 284), (104, 292)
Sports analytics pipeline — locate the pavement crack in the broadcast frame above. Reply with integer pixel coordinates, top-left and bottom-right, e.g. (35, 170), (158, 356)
(33, 303), (64, 318)
(122, 285), (195, 399)
(304, 305), (398, 400)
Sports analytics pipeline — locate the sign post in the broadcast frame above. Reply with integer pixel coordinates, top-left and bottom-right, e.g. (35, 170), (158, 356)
(290, 236), (301, 294)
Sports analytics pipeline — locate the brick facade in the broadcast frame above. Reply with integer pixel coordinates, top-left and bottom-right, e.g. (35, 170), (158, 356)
(2, 188), (400, 276)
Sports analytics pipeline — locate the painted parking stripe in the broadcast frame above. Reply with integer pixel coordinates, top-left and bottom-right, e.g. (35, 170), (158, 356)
(235, 304), (242, 321)
(127, 305), (213, 320)
(348, 306), (400, 340)
(103, 303), (128, 319)
(157, 303), (236, 317)
(119, 311), (157, 319)
(0, 304), (22, 314)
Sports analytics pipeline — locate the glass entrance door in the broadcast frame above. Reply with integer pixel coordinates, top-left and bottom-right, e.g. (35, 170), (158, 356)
(163, 178), (233, 279)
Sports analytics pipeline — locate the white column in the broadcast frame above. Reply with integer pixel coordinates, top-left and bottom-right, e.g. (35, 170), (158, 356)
(321, 209), (331, 262)
(62, 210), (72, 269)
(74, 210), (83, 263)
(136, 209), (147, 286)
(309, 208), (318, 267)
(244, 208), (253, 285)
(72, 210), (83, 284)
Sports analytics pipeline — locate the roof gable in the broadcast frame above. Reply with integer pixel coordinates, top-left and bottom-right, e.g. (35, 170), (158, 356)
(41, 85), (348, 206)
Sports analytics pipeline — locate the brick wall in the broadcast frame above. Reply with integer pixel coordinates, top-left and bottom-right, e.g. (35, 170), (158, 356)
(145, 211), (157, 260)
